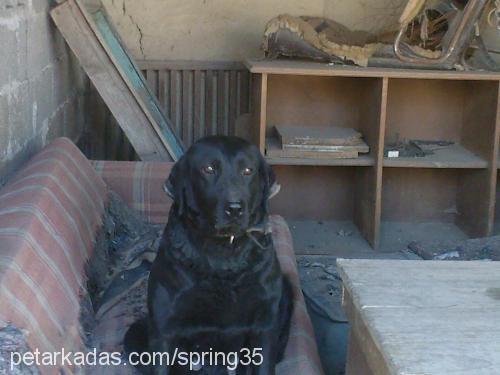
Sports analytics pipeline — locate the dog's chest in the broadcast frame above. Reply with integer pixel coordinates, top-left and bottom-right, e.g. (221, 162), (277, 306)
(171, 275), (280, 331)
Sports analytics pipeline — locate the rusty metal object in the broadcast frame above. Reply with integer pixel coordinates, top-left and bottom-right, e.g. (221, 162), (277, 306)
(394, 0), (488, 66)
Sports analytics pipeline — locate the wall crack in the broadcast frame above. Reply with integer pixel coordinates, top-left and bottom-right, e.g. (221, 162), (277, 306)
(122, 0), (145, 59)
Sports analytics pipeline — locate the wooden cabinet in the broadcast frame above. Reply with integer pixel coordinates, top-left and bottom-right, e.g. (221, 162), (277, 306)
(246, 59), (500, 250)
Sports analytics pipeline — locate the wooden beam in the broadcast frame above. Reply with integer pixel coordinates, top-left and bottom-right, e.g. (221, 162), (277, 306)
(50, 0), (184, 161)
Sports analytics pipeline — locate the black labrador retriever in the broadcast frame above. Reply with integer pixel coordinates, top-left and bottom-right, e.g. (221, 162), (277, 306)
(125, 136), (293, 375)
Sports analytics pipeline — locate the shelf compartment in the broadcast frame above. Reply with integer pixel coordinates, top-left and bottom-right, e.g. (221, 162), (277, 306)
(383, 143), (487, 169)
(264, 75), (383, 156)
(384, 79), (499, 170)
(265, 136), (374, 166)
(270, 165), (377, 247)
(382, 168), (492, 240)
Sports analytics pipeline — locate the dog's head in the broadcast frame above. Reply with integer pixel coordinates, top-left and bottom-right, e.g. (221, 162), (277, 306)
(164, 136), (279, 237)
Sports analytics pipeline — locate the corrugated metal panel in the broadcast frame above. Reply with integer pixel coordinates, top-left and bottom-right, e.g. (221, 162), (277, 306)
(85, 60), (251, 160)
(139, 60), (252, 146)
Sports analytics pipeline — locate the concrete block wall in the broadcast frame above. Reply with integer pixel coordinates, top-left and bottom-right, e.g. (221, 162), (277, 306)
(0, 0), (88, 185)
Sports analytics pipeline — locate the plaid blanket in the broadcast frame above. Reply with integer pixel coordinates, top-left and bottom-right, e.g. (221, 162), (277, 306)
(0, 138), (323, 374)
(0, 138), (107, 374)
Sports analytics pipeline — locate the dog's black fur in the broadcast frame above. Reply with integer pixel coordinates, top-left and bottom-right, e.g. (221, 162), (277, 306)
(124, 136), (293, 374)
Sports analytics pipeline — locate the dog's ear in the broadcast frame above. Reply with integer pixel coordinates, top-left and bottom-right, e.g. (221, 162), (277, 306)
(260, 155), (280, 201)
(163, 156), (187, 215)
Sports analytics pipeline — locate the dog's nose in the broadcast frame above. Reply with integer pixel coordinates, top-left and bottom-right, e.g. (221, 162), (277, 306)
(225, 202), (243, 218)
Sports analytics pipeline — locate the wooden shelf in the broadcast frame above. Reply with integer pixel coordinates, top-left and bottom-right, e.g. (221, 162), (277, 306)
(267, 155), (374, 167)
(265, 137), (374, 166)
(249, 59), (500, 250)
(245, 59), (500, 80)
(383, 143), (487, 169)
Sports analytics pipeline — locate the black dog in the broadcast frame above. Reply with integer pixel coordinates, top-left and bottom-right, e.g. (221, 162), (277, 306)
(125, 136), (293, 374)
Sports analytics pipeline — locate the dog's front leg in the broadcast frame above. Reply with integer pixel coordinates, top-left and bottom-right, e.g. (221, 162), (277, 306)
(149, 336), (173, 375)
(248, 331), (277, 375)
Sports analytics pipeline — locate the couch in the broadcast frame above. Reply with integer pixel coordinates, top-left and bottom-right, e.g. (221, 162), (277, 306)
(0, 138), (323, 374)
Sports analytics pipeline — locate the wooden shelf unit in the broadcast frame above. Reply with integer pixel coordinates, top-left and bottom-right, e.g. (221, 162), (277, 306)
(246, 59), (500, 249)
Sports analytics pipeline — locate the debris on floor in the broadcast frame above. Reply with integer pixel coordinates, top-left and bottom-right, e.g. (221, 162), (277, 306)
(408, 235), (500, 261)
(384, 139), (454, 158)
(82, 191), (163, 345)
(0, 325), (39, 375)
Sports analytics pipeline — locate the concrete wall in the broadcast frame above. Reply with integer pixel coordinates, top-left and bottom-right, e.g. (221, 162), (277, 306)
(0, 0), (87, 184)
(100, 0), (407, 61)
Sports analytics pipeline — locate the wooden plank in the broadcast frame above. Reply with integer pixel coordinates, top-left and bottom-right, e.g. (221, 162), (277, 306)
(158, 70), (169, 118)
(170, 70), (182, 138)
(146, 69), (158, 98)
(266, 137), (360, 159)
(229, 70), (238, 136)
(205, 70), (215, 136)
(89, 9), (183, 159)
(239, 70), (250, 115)
(338, 259), (500, 375)
(217, 70), (226, 135)
(266, 135), (374, 166)
(343, 287), (391, 375)
(456, 81), (500, 237)
(50, 0), (170, 161)
(182, 70), (193, 144)
(245, 59), (500, 80)
(193, 70), (204, 142)
(275, 125), (363, 146)
(270, 166), (358, 220)
(137, 59), (245, 71)
(346, 328), (376, 375)
(250, 73), (268, 152)
(382, 168), (460, 222)
(354, 78), (387, 249)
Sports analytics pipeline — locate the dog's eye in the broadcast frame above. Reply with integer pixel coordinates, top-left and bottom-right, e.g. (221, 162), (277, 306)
(242, 167), (253, 176)
(201, 165), (215, 174)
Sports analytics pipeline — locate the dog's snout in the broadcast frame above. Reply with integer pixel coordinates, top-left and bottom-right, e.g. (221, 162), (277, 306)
(225, 201), (243, 218)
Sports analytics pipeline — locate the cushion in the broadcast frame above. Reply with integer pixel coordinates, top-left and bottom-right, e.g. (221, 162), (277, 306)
(0, 138), (107, 374)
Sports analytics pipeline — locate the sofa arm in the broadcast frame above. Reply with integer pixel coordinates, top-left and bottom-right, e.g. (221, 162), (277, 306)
(0, 138), (108, 374)
(92, 161), (173, 224)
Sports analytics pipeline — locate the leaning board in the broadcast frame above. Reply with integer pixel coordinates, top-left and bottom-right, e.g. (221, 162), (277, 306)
(51, 0), (184, 161)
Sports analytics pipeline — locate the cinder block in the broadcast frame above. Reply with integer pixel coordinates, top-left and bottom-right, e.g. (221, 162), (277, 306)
(68, 53), (87, 92)
(27, 13), (57, 78)
(0, 0), (86, 183)
(52, 53), (71, 106)
(63, 97), (78, 139)
(33, 64), (54, 129)
(46, 105), (64, 142)
(0, 24), (25, 86)
(0, 94), (10, 158)
(0, 136), (42, 186)
(31, 0), (51, 15)
(7, 81), (35, 143)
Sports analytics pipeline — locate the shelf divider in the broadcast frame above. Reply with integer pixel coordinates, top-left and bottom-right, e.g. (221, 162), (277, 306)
(354, 77), (388, 249)
(456, 81), (500, 237)
(250, 73), (267, 153)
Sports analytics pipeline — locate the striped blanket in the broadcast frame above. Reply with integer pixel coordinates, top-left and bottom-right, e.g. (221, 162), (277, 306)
(0, 138), (323, 374)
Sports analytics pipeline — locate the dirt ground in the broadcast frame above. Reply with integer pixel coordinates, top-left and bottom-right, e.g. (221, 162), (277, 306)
(287, 219), (466, 256)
